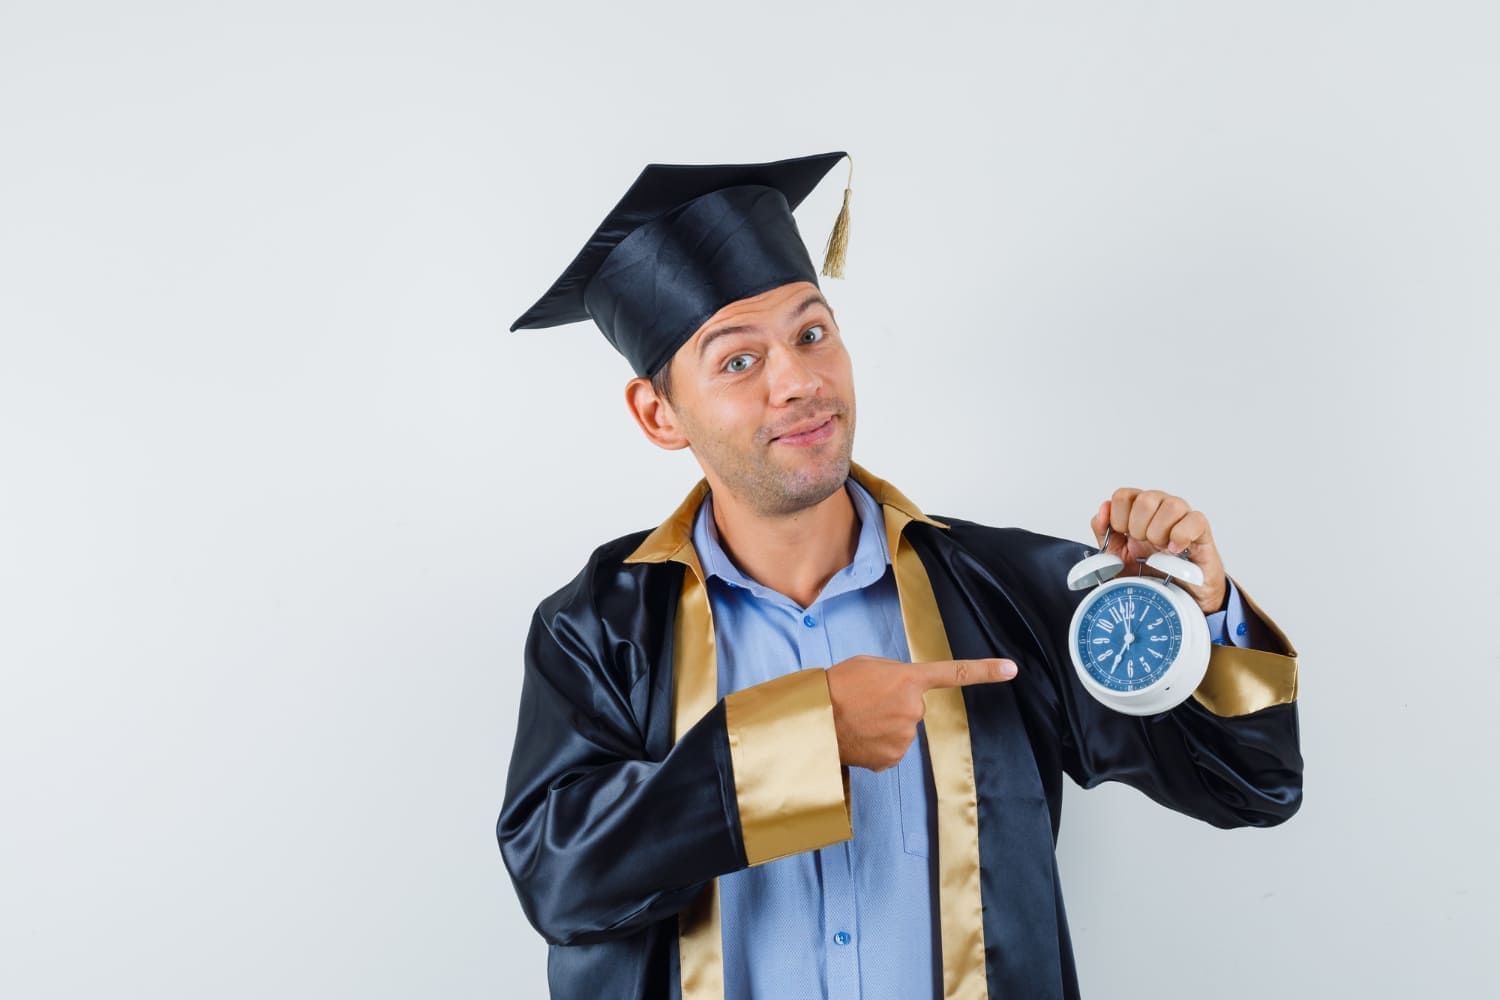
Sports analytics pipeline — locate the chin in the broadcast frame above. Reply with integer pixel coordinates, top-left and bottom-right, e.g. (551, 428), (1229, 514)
(780, 447), (851, 495)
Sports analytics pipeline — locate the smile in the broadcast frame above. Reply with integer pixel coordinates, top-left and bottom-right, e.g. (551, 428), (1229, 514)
(774, 417), (835, 446)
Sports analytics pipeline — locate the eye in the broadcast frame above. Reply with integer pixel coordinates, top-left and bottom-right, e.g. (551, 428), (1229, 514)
(724, 353), (754, 374)
(800, 324), (826, 343)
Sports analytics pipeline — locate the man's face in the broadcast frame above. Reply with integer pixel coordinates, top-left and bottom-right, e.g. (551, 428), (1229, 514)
(657, 280), (856, 517)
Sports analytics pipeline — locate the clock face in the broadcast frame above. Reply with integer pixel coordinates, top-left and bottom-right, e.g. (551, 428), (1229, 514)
(1076, 583), (1183, 693)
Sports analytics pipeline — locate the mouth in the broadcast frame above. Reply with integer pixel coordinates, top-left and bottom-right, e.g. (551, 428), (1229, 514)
(772, 415), (836, 446)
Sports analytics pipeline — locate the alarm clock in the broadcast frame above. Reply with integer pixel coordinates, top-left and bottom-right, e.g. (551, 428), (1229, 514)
(1065, 527), (1211, 716)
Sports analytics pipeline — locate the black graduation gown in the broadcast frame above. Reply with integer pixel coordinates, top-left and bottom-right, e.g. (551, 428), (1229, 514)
(497, 462), (1302, 1000)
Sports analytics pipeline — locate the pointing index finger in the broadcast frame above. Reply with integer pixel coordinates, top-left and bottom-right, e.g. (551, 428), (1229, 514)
(917, 658), (1018, 689)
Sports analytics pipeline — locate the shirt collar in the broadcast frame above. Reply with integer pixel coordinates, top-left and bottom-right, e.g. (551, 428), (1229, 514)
(690, 474), (891, 607)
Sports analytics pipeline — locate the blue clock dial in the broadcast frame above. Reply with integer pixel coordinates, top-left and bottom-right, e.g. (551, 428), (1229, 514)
(1076, 583), (1182, 693)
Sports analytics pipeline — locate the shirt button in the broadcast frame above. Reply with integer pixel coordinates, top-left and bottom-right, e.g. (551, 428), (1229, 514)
(833, 930), (851, 946)
(1236, 621), (1248, 636)
(803, 614), (817, 628)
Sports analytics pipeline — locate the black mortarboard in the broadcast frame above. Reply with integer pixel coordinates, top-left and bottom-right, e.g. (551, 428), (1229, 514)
(509, 150), (853, 378)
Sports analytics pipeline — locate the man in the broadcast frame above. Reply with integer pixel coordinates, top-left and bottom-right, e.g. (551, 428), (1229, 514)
(499, 150), (1302, 1000)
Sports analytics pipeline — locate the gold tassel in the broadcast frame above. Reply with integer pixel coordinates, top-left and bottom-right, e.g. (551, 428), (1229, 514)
(820, 153), (853, 278)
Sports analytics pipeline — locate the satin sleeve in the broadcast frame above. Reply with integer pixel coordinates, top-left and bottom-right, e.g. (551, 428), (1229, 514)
(496, 601), (852, 947)
(496, 605), (745, 946)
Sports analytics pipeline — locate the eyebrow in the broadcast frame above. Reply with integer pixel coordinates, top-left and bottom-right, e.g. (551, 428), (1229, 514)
(696, 292), (832, 360)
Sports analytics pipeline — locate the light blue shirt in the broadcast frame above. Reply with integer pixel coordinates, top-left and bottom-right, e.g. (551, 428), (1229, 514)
(693, 477), (1253, 999)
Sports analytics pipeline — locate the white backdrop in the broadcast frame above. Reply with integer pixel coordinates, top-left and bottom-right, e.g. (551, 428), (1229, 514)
(2, 2), (1495, 997)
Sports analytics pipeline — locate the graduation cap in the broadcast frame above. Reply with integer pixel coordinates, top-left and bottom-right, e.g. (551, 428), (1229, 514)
(509, 150), (854, 379)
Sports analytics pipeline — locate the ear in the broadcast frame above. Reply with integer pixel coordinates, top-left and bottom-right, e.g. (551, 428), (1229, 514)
(624, 376), (691, 451)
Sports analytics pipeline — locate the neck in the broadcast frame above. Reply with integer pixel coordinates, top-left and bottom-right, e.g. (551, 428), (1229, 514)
(708, 476), (859, 610)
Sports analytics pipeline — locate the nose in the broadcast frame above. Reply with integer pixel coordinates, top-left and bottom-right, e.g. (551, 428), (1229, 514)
(764, 342), (824, 405)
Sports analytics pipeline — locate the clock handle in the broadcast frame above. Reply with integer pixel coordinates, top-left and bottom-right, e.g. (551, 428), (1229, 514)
(1101, 525), (1207, 588)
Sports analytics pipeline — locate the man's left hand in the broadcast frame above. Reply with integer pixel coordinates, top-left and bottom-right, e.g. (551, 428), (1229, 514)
(1089, 488), (1228, 616)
